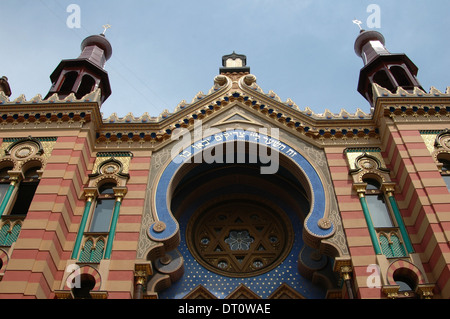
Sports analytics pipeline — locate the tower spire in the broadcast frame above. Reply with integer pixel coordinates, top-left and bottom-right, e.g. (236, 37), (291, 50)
(45, 27), (112, 104)
(354, 27), (423, 107)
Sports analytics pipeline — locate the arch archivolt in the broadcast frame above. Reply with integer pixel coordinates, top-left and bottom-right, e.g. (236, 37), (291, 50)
(0, 158), (15, 171)
(357, 170), (387, 184)
(59, 264), (103, 292)
(386, 259), (426, 286)
(76, 265), (103, 291)
(345, 151), (393, 191)
(140, 127), (348, 261)
(90, 175), (122, 189)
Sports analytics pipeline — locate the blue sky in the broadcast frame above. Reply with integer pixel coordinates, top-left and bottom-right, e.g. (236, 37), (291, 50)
(1, 1), (449, 118)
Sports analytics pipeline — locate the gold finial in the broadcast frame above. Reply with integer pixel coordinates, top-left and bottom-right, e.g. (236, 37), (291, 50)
(102, 24), (111, 35)
(352, 19), (363, 30)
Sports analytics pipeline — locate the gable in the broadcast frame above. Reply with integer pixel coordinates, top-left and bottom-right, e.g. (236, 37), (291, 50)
(96, 73), (379, 149)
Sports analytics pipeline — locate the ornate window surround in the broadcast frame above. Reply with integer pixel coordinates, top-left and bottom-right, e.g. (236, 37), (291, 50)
(71, 152), (131, 262)
(0, 137), (51, 216)
(345, 148), (428, 298)
(0, 137), (55, 251)
(345, 148), (414, 256)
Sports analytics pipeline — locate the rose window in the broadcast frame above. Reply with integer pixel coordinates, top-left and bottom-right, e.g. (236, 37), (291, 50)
(186, 200), (293, 277)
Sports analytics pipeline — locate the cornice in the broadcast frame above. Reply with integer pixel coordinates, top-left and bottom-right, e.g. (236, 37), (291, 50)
(372, 84), (450, 123)
(2, 77), (450, 149)
(0, 101), (101, 128)
(0, 89), (103, 129)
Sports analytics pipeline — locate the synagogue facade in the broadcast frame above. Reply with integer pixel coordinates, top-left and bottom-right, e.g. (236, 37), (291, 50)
(0, 28), (447, 299)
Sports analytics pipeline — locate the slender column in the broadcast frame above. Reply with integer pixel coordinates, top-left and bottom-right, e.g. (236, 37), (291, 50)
(71, 188), (97, 259)
(104, 198), (121, 259)
(342, 266), (355, 299)
(0, 171), (22, 216)
(334, 258), (355, 299)
(134, 276), (145, 299)
(383, 183), (414, 254)
(134, 263), (152, 299)
(0, 181), (17, 216)
(104, 186), (127, 259)
(355, 184), (382, 255)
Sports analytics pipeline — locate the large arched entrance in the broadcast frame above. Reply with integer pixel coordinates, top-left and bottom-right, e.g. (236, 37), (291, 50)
(148, 129), (339, 298)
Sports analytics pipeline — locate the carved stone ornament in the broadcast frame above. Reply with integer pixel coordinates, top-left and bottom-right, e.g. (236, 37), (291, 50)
(382, 285), (400, 299)
(435, 130), (450, 150)
(415, 284), (435, 299)
(14, 146), (34, 159)
(101, 163), (119, 175)
(358, 158), (377, 170)
(318, 218), (332, 230)
(152, 221), (166, 233)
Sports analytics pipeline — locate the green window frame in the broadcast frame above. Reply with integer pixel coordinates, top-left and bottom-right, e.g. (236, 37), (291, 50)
(358, 178), (413, 256)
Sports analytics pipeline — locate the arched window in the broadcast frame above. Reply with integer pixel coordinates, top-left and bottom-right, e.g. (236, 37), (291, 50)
(75, 183), (116, 262)
(390, 66), (413, 88)
(373, 70), (396, 92)
(59, 71), (78, 93)
(0, 166), (12, 204)
(438, 157), (450, 191)
(79, 237), (105, 263)
(442, 175), (450, 192)
(379, 232), (407, 258)
(89, 183), (116, 232)
(10, 166), (40, 216)
(393, 268), (418, 293)
(76, 75), (96, 99)
(72, 154), (130, 262)
(71, 274), (96, 299)
(439, 158), (450, 172)
(364, 178), (394, 228)
(363, 178), (408, 258)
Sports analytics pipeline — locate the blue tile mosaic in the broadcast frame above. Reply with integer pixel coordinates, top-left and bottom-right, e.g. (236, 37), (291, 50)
(158, 195), (327, 299)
